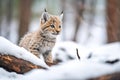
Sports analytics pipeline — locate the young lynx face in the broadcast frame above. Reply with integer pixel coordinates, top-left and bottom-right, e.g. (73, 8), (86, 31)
(40, 11), (63, 38)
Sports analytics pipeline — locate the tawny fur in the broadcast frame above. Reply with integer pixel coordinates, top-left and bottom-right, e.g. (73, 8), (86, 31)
(19, 12), (62, 64)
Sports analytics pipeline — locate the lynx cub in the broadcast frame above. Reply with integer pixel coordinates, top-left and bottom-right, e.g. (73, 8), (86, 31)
(19, 10), (63, 64)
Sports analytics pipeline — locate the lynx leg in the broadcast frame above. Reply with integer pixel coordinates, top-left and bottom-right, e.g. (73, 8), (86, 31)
(43, 50), (53, 66)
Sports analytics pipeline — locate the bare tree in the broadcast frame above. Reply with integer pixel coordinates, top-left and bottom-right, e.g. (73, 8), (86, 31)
(0, 0), (2, 35)
(0, 0), (13, 39)
(82, 0), (96, 44)
(117, 0), (120, 41)
(5, 0), (13, 39)
(18, 0), (32, 43)
(88, 0), (96, 26)
(107, 0), (119, 43)
(72, 0), (85, 42)
(60, 0), (66, 41)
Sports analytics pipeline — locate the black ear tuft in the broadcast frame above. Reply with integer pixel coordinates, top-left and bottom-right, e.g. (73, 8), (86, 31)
(44, 8), (47, 12)
(43, 13), (47, 22)
(60, 11), (63, 14)
(41, 10), (50, 23)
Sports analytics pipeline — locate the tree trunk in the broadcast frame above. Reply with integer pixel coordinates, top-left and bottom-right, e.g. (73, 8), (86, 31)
(5, 0), (13, 39)
(88, 0), (96, 25)
(60, 0), (66, 41)
(18, 0), (32, 43)
(117, 0), (120, 41)
(0, 54), (46, 74)
(72, 0), (85, 42)
(0, 0), (2, 35)
(107, 0), (119, 43)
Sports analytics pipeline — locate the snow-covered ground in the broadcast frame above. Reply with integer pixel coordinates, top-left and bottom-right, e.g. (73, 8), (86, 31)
(1, 0), (119, 79)
(0, 36), (120, 80)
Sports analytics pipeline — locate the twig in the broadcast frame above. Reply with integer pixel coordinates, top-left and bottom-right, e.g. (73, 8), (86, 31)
(76, 48), (80, 60)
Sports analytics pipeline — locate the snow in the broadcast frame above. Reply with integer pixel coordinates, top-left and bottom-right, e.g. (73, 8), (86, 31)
(86, 42), (120, 62)
(0, 0), (119, 79)
(52, 41), (89, 62)
(0, 36), (49, 68)
(52, 41), (120, 64)
(0, 68), (22, 80)
(21, 60), (120, 80)
(0, 60), (120, 80)
(0, 37), (120, 80)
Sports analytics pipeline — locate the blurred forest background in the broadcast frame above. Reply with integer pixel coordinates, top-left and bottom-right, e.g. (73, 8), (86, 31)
(0, 0), (120, 47)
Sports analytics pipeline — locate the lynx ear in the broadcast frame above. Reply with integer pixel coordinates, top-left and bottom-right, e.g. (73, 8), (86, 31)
(41, 10), (50, 23)
(60, 11), (63, 21)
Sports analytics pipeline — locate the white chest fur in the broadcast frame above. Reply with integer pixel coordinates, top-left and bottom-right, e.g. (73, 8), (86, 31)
(39, 39), (55, 54)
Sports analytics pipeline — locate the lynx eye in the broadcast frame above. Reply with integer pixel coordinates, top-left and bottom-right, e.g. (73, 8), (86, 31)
(50, 25), (55, 28)
(59, 26), (61, 28)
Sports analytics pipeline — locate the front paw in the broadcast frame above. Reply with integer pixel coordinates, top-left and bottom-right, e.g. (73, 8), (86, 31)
(45, 62), (53, 66)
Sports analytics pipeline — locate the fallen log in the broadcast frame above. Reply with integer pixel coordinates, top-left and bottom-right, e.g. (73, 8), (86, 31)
(0, 54), (46, 74)
(89, 72), (120, 80)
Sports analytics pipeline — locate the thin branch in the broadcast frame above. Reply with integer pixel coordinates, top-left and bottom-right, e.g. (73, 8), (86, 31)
(76, 48), (80, 60)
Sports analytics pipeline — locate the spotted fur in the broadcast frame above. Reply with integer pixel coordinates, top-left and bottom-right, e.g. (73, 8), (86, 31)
(19, 11), (63, 64)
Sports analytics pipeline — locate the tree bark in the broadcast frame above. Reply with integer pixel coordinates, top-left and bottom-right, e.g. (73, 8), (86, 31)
(18, 0), (32, 43)
(117, 0), (120, 41)
(0, 0), (2, 35)
(0, 54), (46, 74)
(89, 72), (120, 80)
(107, 0), (119, 43)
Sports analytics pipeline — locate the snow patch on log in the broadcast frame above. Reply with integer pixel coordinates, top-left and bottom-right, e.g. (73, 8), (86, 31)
(0, 36), (49, 68)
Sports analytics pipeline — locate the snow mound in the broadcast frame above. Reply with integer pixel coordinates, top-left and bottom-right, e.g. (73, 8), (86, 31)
(87, 42), (120, 63)
(0, 36), (49, 68)
(0, 37), (120, 80)
(52, 41), (90, 62)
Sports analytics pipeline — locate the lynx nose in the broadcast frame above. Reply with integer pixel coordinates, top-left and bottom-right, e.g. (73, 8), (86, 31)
(56, 31), (60, 34)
